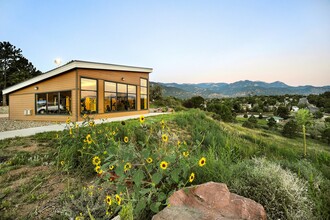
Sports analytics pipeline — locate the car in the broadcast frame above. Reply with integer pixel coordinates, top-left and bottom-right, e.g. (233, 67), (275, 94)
(37, 104), (65, 114)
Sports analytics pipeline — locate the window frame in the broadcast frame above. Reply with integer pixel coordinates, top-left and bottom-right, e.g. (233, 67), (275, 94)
(104, 81), (137, 113)
(80, 77), (98, 115)
(35, 90), (72, 115)
(140, 78), (148, 110)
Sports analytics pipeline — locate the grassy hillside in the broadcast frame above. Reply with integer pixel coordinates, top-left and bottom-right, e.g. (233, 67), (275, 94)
(0, 110), (329, 219)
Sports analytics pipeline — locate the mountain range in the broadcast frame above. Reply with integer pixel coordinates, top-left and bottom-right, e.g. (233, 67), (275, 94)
(152, 80), (330, 99)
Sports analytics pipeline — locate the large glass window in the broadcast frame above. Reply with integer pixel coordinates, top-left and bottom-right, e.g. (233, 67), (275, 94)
(36, 91), (71, 115)
(140, 78), (148, 110)
(104, 81), (136, 112)
(104, 82), (117, 112)
(81, 78), (97, 114)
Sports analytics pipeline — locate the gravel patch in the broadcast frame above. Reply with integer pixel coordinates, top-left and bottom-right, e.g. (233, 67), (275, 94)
(0, 117), (55, 132)
(0, 106), (8, 114)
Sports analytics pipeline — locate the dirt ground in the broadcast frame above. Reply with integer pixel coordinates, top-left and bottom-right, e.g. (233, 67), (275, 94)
(0, 141), (76, 219)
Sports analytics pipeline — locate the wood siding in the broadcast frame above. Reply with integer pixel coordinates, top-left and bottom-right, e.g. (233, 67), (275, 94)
(8, 70), (76, 121)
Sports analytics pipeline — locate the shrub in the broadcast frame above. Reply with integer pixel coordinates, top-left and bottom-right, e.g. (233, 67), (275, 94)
(322, 128), (330, 145)
(242, 115), (258, 129)
(267, 117), (277, 129)
(282, 120), (298, 138)
(229, 158), (315, 220)
(280, 159), (330, 219)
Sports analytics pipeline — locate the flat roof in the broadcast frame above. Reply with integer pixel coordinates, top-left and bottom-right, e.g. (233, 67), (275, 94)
(2, 60), (153, 95)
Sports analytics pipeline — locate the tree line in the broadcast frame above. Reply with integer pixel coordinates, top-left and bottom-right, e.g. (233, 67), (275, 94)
(0, 41), (42, 105)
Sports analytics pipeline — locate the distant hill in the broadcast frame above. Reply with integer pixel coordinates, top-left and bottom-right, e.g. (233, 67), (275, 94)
(152, 80), (330, 99)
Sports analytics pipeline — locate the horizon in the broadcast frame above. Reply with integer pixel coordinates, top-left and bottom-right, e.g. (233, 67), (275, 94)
(152, 80), (330, 88)
(2, 1), (330, 87)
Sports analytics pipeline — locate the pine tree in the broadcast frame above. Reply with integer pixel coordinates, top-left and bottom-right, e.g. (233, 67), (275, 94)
(0, 41), (42, 105)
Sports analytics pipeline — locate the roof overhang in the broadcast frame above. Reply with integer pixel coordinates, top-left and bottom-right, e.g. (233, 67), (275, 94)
(2, 60), (153, 95)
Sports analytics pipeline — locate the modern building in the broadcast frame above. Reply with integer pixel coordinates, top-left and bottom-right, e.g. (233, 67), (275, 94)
(2, 60), (152, 122)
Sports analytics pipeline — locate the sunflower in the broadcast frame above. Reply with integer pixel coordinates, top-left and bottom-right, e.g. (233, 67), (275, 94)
(160, 161), (168, 170)
(199, 157), (206, 167)
(92, 156), (101, 166)
(139, 115), (145, 123)
(183, 151), (189, 157)
(89, 121), (95, 127)
(109, 165), (115, 170)
(115, 194), (121, 205)
(86, 134), (93, 144)
(66, 117), (71, 124)
(124, 162), (132, 171)
(75, 213), (83, 220)
(83, 114), (88, 119)
(160, 119), (165, 129)
(105, 195), (112, 206)
(95, 165), (103, 174)
(177, 140), (181, 146)
(124, 136), (129, 143)
(146, 157), (153, 163)
(189, 172), (195, 183)
(162, 134), (168, 142)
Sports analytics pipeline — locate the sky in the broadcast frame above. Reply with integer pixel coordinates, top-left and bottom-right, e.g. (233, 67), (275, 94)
(1, 0), (330, 86)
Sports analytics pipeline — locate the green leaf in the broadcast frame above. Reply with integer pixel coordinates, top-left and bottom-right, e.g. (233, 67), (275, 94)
(171, 168), (181, 183)
(152, 172), (162, 185)
(133, 170), (144, 187)
(164, 155), (176, 164)
(141, 149), (150, 159)
(135, 198), (147, 213)
(139, 188), (150, 196)
(138, 141), (146, 147)
(117, 184), (126, 194)
(115, 164), (124, 176)
(150, 202), (161, 213)
(157, 192), (166, 202)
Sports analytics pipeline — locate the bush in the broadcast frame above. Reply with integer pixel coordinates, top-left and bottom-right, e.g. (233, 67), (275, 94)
(242, 115), (258, 129)
(280, 159), (330, 219)
(267, 117), (277, 129)
(282, 120), (298, 138)
(229, 158), (315, 220)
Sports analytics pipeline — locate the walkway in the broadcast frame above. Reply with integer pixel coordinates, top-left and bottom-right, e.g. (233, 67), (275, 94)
(0, 113), (166, 140)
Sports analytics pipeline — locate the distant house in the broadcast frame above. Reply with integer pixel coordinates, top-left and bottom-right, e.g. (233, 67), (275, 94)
(266, 116), (284, 123)
(2, 60), (152, 122)
(241, 103), (252, 111)
(291, 106), (299, 112)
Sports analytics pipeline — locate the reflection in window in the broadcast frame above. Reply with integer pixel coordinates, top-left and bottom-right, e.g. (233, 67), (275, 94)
(81, 78), (97, 114)
(104, 81), (136, 112)
(36, 91), (71, 115)
(140, 78), (148, 110)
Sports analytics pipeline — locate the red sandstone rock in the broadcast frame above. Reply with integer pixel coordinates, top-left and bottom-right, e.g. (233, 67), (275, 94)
(152, 182), (266, 220)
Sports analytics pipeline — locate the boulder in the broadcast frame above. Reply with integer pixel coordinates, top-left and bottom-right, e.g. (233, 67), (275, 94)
(152, 182), (266, 220)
